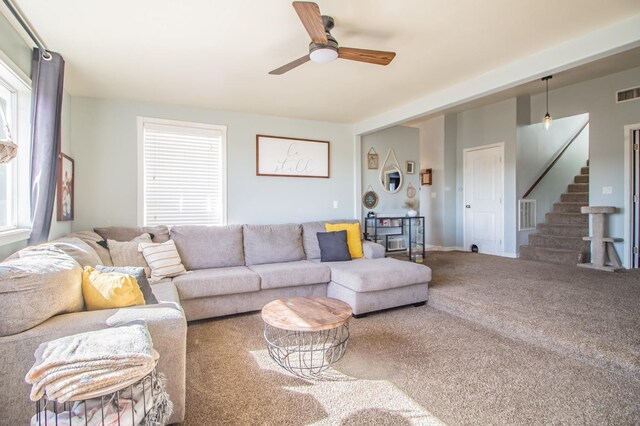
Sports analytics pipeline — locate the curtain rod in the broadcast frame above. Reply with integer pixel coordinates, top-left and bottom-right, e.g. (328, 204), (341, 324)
(2, 0), (51, 60)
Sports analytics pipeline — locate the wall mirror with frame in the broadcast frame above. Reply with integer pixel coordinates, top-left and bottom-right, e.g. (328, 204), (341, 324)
(379, 148), (403, 193)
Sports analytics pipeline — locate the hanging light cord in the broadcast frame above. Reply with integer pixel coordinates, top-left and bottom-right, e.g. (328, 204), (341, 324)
(2, 0), (52, 60)
(542, 75), (553, 115)
(0, 103), (12, 141)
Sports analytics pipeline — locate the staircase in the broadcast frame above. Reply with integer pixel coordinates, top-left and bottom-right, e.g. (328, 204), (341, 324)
(519, 164), (590, 265)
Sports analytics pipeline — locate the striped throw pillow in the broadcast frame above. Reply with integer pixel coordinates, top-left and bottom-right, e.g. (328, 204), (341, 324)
(138, 240), (187, 281)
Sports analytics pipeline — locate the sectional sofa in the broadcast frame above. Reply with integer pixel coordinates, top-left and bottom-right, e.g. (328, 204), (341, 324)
(0, 220), (431, 424)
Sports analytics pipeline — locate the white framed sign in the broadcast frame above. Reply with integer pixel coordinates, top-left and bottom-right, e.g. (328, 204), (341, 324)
(256, 134), (330, 178)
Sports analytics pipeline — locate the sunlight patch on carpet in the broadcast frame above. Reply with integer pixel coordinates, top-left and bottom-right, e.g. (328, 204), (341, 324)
(250, 349), (445, 425)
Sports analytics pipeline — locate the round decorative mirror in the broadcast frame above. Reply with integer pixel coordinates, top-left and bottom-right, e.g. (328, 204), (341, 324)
(379, 148), (403, 193)
(362, 190), (379, 209)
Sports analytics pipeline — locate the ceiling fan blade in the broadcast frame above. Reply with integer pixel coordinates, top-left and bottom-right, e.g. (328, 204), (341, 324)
(269, 55), (311, 75)
(292, 2), (327, 45)
(338, 47), (396, 65)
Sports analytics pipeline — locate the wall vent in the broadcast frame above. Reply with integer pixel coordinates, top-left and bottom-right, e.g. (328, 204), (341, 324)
(519, 199), (537, 231)
(616, 86), (640, 103)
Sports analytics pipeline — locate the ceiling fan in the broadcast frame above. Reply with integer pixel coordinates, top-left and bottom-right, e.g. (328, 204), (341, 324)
(269, 1), (396, 75)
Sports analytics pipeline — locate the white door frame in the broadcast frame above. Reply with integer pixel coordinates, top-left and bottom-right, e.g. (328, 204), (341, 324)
(462, 142), (505, 255)
(623, 123), (640, 269)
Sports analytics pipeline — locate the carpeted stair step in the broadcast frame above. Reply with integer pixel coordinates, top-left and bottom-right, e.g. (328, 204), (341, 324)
(568, 183), (589, 193)
(519, 245), (587, 265)
(537, 223), (588, 238)
(581, 166), (589, 174)
(561, 192), (589, 203)
(553, 202), (587, 213)
(528, 234), (590, 251)
(545, 212), (588, 225)
(574, 174), (589, 183)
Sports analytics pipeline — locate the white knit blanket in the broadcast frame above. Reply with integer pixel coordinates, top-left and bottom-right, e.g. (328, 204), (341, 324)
(26, 321), (156, 402)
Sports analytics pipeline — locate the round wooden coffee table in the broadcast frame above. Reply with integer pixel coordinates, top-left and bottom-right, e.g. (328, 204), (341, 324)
(261, 296), (352, 378)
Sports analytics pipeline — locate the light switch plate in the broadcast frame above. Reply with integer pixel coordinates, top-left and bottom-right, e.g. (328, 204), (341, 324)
(431, 192), (437, 199)
(602, 186), (613, 195)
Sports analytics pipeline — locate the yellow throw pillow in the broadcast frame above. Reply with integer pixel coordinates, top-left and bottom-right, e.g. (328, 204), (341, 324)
(82, 266), (145, 311)
(325, 223), (364, 259)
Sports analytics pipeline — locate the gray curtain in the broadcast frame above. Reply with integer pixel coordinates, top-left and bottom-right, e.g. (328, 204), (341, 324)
(29, 48), (65, 243)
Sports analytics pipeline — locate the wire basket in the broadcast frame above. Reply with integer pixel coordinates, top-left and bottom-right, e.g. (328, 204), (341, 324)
(32, 367), (172, 426)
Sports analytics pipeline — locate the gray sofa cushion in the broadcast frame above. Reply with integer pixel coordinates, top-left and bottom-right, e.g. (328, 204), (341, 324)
(243, 224), (305, 266)
(301, 219), (359, 260)
(170, 225), (245, 270)
(0, 248), (84, 336)
(68, 231), (113, 265)
(327, 257), (432, 292)
(172, 267), (260, 300)
(94, 226), (170, 243)
(248, 260), (331, 290)
(15, 237), (101, 267)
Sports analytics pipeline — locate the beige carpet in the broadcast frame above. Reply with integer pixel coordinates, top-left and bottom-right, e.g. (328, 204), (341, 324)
(181, 253), (640, 425)
(427, 251), (640, 380)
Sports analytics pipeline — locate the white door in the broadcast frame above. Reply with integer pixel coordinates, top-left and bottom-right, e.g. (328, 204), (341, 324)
(464, 144), (504, 255)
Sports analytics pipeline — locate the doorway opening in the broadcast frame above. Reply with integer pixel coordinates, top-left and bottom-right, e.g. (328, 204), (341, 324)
(626, 125), (640, 269)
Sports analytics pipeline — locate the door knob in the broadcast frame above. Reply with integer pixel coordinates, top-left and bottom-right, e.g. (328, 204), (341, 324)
(465, 205), (471, 208)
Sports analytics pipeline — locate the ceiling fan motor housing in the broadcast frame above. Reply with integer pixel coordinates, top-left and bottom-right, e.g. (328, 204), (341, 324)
(309, 17), (338, 63)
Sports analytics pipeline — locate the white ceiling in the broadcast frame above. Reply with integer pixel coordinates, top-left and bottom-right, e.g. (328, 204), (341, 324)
(8, 0), (640, 123)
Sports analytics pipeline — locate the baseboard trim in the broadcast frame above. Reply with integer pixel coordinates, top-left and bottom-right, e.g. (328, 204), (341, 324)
(425, 245), (465, 252)
(425, 245), (519, 259)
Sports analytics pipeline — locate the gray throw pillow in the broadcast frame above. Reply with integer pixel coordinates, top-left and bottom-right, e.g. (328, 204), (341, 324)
(317, 231), (352, 262)
(107, 233), (152, 277)
(95, 265), (158, 305)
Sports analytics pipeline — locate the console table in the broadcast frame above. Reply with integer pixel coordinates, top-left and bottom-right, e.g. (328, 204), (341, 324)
(364, 216), (425, 261)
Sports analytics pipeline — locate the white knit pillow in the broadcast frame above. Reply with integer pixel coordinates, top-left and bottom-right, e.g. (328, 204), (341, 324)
(138, 240), (187, 281)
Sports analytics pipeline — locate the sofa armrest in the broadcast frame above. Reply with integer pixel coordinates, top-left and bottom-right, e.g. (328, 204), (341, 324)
(363, 240), (386, 259)
(0, 301), (187, 424)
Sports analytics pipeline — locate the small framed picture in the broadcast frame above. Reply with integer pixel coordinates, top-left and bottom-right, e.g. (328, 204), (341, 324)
(57, 153), (74, 221)
(406, 161), (415, 174)
(367, 148), (379, 170)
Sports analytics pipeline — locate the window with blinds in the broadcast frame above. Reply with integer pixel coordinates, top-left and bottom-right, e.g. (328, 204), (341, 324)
(138, 117), (227, 226)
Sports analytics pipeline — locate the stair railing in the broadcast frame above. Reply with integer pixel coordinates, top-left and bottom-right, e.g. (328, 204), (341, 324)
(522, 120), (589, 199)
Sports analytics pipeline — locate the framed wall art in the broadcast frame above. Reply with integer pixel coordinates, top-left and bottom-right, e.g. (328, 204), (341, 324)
(421, 168), (433, 185)
(256, 135), (329, 178)
(362, 187), (379, 209)
(367, 148), (378, 169)
(57, 153), (74, 221)
(406, 160), (415, 174)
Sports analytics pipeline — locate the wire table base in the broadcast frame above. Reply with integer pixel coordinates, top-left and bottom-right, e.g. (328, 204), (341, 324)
(264, 323), (350, 379)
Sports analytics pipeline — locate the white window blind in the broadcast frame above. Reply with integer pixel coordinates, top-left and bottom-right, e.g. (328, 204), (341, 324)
(140, 118), (226, 226)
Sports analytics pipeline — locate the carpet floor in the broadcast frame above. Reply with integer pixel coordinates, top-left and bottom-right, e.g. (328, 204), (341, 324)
(181, 253), (640, 425)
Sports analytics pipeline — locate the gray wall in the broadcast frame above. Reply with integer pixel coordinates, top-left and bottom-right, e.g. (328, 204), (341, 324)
(530, 66), (640, 266)
(70, 97), (355, 231)
(361, 126), (420, 217)
(417, 116), (445, 247)
(456, 98), (518, 255)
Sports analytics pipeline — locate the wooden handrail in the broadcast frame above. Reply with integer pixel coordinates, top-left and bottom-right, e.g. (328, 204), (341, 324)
(522, 120), (589, 199)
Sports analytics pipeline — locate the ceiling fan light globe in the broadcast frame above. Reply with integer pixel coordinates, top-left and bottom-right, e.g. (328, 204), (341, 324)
(310, 47), (338, 63)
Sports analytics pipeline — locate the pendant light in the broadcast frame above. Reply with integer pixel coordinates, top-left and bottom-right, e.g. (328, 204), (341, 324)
(542, 75), (553, 130)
